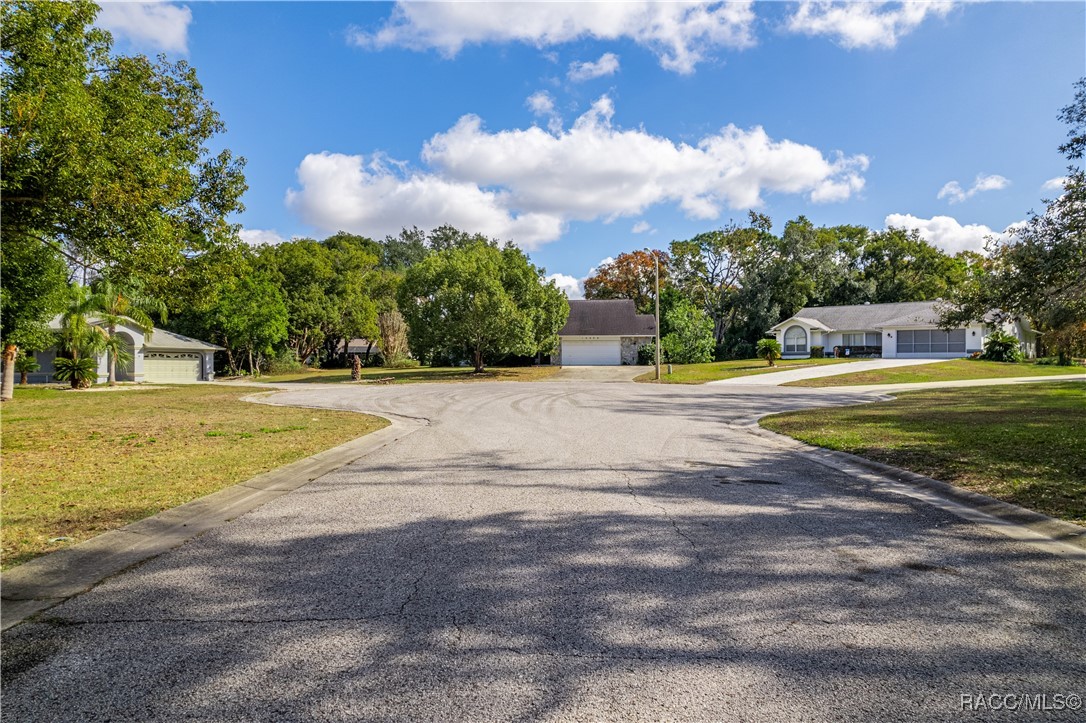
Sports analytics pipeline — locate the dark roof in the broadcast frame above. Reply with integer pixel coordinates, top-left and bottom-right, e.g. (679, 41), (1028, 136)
(560, 300), (656, 336)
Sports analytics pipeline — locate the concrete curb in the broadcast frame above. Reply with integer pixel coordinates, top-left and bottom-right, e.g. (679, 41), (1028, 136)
(1, 408), (426, 631)
(737, 420), (1086, 560)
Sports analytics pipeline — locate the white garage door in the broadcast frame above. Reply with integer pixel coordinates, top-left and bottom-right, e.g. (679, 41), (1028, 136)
(144, 352), (201, 382)
(562, 339), (621, 366)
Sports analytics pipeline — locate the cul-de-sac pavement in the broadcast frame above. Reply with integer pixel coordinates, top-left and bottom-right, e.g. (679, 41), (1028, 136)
(3, 380), (1084, 721)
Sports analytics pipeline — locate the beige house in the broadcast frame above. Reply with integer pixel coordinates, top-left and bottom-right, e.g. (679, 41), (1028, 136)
(28, 317), (222, 384)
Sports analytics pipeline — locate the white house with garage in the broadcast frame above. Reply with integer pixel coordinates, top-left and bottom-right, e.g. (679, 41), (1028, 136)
(27, 316), (222, 384)
(553, 299), (656, 366)
(768, 300), (1036, 360)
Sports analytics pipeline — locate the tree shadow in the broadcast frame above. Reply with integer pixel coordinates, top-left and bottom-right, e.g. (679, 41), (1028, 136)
(3, 446), (1084, 720)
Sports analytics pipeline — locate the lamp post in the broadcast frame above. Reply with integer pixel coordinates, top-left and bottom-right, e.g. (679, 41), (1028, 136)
(646, 249), (661, 381)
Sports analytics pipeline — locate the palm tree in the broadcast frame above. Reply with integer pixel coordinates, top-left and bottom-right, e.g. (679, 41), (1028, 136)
(88, 278), (166, 386)
(756, 338), (782, 367)
(56, 285), (106, 388)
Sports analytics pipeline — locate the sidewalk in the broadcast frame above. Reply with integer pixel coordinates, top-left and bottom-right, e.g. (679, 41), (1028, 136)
(708, 358), (945, 386)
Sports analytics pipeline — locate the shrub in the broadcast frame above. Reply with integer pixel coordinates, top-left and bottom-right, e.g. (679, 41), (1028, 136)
(265, 349), (305, 375)
(384, 357), (420, 369)
(980, 330), (1024, 363)
(637, 342), (656, 366)
(52, 357), (98, 388)
(756, 338), (782, 367)
(809, 345), (824, 359)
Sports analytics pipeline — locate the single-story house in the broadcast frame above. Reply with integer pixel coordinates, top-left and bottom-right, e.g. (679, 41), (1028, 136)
(339, 338), (381, 361)
(768, 301), (1036, 360)
(554, 299), (656, 366)
(27, 317), (222, 384)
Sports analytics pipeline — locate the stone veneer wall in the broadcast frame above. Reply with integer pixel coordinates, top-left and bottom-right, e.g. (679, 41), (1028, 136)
(621, 336), (654, 365)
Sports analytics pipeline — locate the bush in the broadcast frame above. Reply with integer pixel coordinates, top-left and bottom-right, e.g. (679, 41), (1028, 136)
(637, 341), (657, 366)
(717, 340), (753, 361)
(980, 330), (1024, 363)
(756, 338), (782, 367)
(810, 345), (824, 359)
(384, 357), (420, 369)
(265, 349), (305, 375)
(52, 356), (97, 388)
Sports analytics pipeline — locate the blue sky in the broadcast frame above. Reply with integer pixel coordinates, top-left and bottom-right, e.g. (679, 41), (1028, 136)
(98, 1), (1084, 297)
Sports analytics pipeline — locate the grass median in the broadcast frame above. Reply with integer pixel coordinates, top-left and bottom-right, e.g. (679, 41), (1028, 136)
(785, 359), (1084, 387)
(634, 357), (853, 384)
(760, 382), (1085, 524)
(1, 384), (388, 569)
(257, 365), (560, 384)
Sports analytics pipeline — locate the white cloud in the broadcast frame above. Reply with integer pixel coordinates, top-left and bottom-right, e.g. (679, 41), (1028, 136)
(286, 99), (868, 250)
(239, 228), (287, 247)
(423, 96), (868, 219)
(568, 52), (621, 82)
(546, 273), (584, 299)
(526, 91), (555, 117)
(632, 221), (654, 234)
(937, 173), (1010, 204)
(786, 1), (956, 49)
(526, 90), (562, 134)
(349, 1), (756, 74)
(1042, 176), (1068, 192)
(884, 213), (1019, 254)
(96, 2), (192, 53)
(285, 152), (563, 250)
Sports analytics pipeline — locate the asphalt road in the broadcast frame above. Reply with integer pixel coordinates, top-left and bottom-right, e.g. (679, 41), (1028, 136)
(3, 382), (1084, 721)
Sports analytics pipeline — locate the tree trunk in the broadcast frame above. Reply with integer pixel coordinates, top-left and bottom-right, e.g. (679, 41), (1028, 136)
(473, 348), (485, 373)
(107, 322), (117, 386)
(225, 344), (237, 375)
(248, 347), (255, 376)
(1, 344), (17, 401)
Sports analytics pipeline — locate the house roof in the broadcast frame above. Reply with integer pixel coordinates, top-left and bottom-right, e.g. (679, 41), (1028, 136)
(143, 327), (223, 352)
(341, 338), (381, 353)
(47, 316), (223, 351)
(771, 301), (947, 332)
(559, 300), (656, 337)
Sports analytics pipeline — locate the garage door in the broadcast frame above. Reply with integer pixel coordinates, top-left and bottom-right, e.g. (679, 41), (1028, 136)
(144, 352), (201, 382)
(562, 339), (621, 366)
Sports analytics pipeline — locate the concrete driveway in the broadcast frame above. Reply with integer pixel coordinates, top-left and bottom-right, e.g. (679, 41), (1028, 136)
(3, 382), (1084, 721)
(545, 365), (646, 382)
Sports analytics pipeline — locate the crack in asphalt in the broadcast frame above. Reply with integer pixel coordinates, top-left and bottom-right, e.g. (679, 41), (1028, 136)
(614, 465), (703, 563)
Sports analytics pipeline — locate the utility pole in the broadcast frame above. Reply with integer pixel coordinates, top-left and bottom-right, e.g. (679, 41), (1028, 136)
(653, 250), (661, 381)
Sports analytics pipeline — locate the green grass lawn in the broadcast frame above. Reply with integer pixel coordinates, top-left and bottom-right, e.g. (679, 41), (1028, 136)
(256, 365), (560, 384)
(760, 383), (1086, 524)
(786, 359), (1085, 387)
(634, 357), (854, 384)
(1, 385), (388, 569)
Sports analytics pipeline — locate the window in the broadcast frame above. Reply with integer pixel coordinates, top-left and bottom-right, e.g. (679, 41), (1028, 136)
(842, 332), (879, 347)
(897, 328), (966, 354)
(784, 326), (807, 353)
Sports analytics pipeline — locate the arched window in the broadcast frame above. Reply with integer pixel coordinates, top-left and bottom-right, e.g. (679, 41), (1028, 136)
(784, 326), (807, 354)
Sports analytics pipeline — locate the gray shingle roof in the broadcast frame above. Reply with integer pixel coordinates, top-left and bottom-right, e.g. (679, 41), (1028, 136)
(143, 327), (223, 352)
(560, 300), (656, 336)
(48, 316), (223, 351)
(773, 301), (944, 331)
